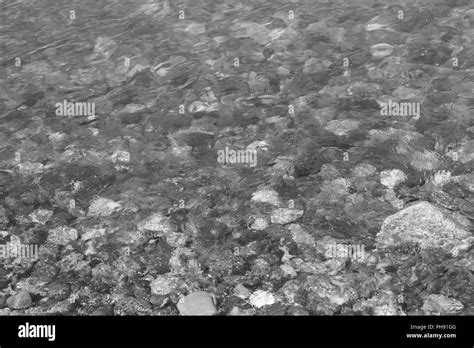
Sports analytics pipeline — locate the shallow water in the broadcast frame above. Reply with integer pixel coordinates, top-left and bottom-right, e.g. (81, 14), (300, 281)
(0, 0), (473, 316)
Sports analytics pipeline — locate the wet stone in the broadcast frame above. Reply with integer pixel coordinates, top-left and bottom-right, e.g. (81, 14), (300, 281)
(0, 266), (10, 288)
(20, 227), (48, 245)
(249, 290), (276, 309)
(150, 275), (181, 296)
(113, 296), (153, 316)
(422, 294), (464, 315)
(6, 291), (33, 310)
(177, 291), (217, 316)
(270, 208), (304, 225)
(47, 226), (78, 246)
(376, 202), (473, 256)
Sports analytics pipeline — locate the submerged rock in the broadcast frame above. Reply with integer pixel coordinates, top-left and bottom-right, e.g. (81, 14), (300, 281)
(376, 202), (472, 256)
(251, 188), (281, 206)
(249, 216), (269, 231)
(353, 290), (399, 315)
(233, 284), (252, 299)
(6, 291), (32, 309)
(177, 291), (217, 316)
(324, 119), (360, 136)
(249, 290), (276, 309)
(392, 86), (423, 100)
(422, 294), (464, 315)
(47, 226), (78, 246)
(29, 209), (53, 225)
(287, 223), (315, 247)
(150, 275), (181, 296)
(87, 197), (122, 217)
(379, 169), (407, 189)
(270, 208), (304, 225)
(93, 36), (118, 59)
(305, 275), (357, 308)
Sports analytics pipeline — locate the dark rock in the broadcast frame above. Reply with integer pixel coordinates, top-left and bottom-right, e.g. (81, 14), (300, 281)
(0, 205), (9, 226)
(143, 239), (172, 276)
(19, 227), (48, 245)
(22, 91), (44, 107)
(432, 78), (453, 92)
(426, 92), (456, 105)
(218, 77), (249, 96)
(0, 266), (10, 288)
(130, 71), (155, 88)
(171, 132), (216, 152)
(394, 11), (434, 33)
(408, 44), (452, 65)
(120, 113), (145, 125)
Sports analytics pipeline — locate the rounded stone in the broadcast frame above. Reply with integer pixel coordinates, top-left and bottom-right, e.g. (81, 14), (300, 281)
(376, 202), (472, 256)
(177, 291), (217, 316)
(6, 290), (33, 309)
(366, 255), (379, 266)
(249, 290), (276, 308)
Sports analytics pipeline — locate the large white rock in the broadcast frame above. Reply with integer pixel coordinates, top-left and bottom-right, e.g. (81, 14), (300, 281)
(376, 202), (472, 256)
(270, 208), (304, 225)
(87, 197), (122, 217)
(251, 188), (281, 206)
(287, 224), (315, 247)
(249, 290), (276, 308)
(177, 291), (217, 316)
(379, 169), (407, 189)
